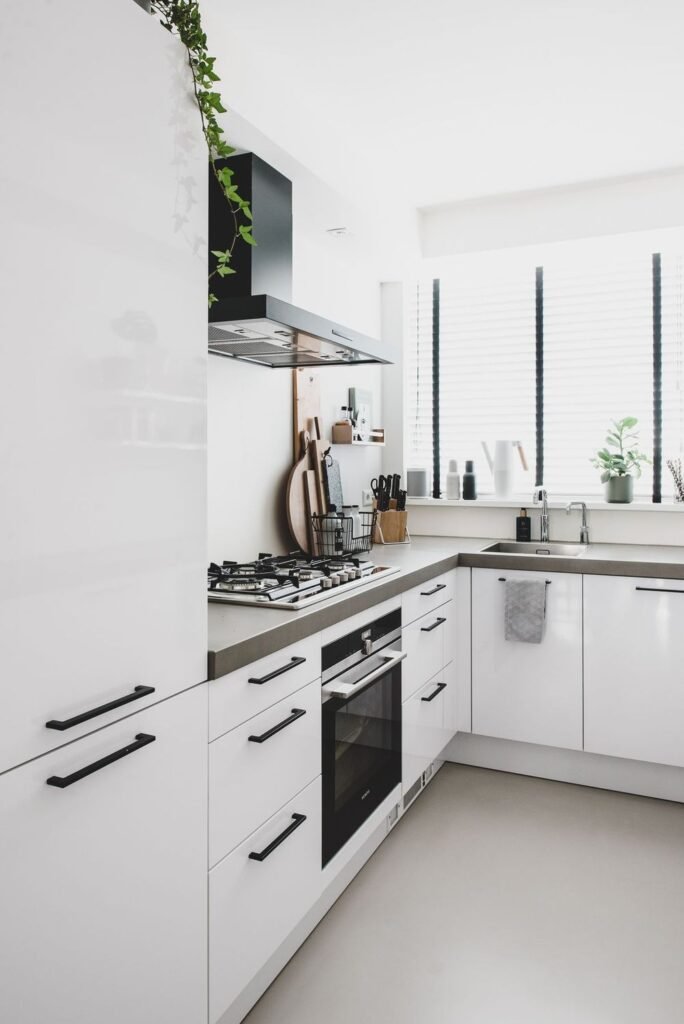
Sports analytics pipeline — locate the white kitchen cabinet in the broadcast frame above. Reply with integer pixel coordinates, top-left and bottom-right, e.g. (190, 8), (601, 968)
(0, 685), (208, 1024)
(402, 570), (455, 626)
(209, 633), (321, 742)
(443, 567), (472, 736)
(472, 568), (583, 749)
(0, 0), (207, 773)
(209, 777), (322, 1024)
(402, 672), (451, 793)
(402, 600), (453, 700)
(209, 678), (321, 867)
(585, 575), (684, 767)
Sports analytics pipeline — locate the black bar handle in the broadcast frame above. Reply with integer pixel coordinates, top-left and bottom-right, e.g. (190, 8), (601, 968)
(421, 616), (446, 633)
(249, 656), (306, 685)
(248, 708), (306, 744)
(420, 583), (447, 597)
(248, 813), (307, 862)
(422, 682), (447, 702)
(498, 577), (552, 585)
(46, 733), (156, 789)
(45, 685), (155, 731)
(636, 586), (684, 594)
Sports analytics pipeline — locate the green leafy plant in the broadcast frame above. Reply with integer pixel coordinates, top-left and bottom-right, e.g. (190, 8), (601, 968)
(150, 0), (254, 306)
(591, 417), (650, 482)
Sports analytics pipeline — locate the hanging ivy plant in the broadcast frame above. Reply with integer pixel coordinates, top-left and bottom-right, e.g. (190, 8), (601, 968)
(150, 0), (254, 306)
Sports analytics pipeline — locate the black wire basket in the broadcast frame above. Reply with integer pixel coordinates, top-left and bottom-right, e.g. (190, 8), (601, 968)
(310, 511), (377, 558)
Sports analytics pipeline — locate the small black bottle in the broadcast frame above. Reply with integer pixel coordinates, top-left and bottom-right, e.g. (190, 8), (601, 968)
(462, 460), (477, 500)
(516, 507), (531, 541)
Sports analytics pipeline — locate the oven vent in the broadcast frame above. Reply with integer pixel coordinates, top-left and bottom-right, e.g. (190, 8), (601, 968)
(403, 777), (423, 811)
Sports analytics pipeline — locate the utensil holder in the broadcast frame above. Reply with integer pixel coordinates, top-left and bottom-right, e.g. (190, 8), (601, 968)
(310, 511), (377, 557)
(372, 500), (410, 545)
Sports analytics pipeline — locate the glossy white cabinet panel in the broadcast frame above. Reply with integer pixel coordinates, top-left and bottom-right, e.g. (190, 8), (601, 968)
(402, 570), (455, 627)
(0, 685), (208, 1024)
(402, 600), (452, 700)
(209, 633), (321, 741)
(209, 777), (322, 1024)
(0, 0), (207, 772)
(444, 567), (472, 734)
(209, 679), (321, 867)
(585, 575), (684, 767)
(402, 672), (449, 793)
(472, 569), (583, 750)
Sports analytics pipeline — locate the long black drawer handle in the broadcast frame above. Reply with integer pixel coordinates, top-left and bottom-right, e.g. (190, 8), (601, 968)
(636, 586), (684, 594)
(421, 616), (446, 633)
(248, 708), (306, 744)
(45, 685), (155, 731)
(248, 813), (307, 862)
(46, 733), (156, 789)
(420, 583), (447, 596)
(249, 656), (306, 685)
(422, 682), (447, 702)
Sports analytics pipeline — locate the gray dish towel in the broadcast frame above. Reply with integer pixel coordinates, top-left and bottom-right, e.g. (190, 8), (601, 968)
(504, 579), (547, 643)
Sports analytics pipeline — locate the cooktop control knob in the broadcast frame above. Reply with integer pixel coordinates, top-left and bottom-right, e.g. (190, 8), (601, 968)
(321, 577), (333, 590)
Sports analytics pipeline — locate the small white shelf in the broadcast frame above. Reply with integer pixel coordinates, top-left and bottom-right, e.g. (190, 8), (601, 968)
(332, 440), (386, 447)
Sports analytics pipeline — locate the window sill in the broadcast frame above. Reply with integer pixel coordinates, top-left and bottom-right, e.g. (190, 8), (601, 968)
(406, 497), (684, 513)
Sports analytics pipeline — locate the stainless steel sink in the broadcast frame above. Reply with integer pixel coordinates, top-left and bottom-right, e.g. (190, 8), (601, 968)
(481, 541), (587, 557)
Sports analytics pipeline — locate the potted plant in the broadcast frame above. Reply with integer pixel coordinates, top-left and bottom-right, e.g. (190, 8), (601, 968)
(591, 417), (650, 503)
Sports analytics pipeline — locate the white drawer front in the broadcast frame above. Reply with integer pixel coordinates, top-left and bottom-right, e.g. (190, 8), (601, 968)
(209, 633), (320, 741)
(209, 679), (320, 867)
(402, 571), (454, 626)
(402, 672), (449, 793)
(209, 777), (322, 1024)
(402, 601), (452, 700)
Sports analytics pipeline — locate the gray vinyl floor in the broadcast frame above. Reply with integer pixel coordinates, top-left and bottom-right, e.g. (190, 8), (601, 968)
(244, 764), (684, 1024)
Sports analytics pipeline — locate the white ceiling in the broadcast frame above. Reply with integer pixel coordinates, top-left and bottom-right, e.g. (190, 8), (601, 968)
(205, 0), (684, 215)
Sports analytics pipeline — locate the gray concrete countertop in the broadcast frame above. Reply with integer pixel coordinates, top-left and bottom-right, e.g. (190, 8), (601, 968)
(459, 541), (684, 577)
(208, 536), (684, 679)
(207, 537), (484, 679)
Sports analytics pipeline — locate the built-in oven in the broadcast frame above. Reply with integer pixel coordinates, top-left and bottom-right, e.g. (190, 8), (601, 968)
(321, 607), (404, 867)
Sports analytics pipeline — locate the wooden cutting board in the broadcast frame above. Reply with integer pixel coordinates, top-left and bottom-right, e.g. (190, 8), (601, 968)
(293, 369), (320, 458)
(310, 439), (329, 515)
(285, 430), (311, 553)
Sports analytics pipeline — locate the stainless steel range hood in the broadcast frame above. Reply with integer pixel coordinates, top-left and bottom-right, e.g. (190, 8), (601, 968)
(208, 155), (391, 368)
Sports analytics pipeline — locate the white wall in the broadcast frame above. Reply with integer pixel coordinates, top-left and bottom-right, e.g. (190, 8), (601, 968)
(206, 118), (387, 559)
(421, 167), (684, 257)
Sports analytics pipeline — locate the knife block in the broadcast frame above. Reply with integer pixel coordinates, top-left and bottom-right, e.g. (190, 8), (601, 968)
(372, 499), (410, 545)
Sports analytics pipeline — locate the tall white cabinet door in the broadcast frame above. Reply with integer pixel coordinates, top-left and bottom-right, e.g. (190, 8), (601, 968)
(472, 568), (583, 749)
(585, 575), (684, 767)
(0, 685), (208, 1024)
(0, 0), (207, 772)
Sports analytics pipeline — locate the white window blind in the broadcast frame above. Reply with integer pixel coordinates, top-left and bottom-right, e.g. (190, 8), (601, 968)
(543, 252), (654, 497)
(405, 236), (684, 502)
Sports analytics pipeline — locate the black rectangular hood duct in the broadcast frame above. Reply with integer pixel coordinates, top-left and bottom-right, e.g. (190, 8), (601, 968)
(208, 154), (391, 368)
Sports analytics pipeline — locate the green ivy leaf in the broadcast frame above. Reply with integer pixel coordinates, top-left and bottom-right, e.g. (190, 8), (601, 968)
(239, 224), (256, 245)
(217, 264), (237, 277)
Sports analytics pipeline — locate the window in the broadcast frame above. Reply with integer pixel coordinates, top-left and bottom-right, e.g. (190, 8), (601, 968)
(405, 235), (684, 501)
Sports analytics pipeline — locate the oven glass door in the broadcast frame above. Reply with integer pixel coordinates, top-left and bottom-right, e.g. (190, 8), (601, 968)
(322, 658), (401, 866)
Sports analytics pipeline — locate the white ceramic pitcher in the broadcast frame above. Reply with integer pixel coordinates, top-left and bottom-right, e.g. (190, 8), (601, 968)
(481, 440), (529, 497)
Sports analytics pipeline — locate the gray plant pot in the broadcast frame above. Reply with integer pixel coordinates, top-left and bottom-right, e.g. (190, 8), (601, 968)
(605, 474), (633, 503)
(133, 0), (152, 12)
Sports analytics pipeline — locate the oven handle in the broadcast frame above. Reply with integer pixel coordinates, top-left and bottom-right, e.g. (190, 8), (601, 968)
(322, 649), (407, 699)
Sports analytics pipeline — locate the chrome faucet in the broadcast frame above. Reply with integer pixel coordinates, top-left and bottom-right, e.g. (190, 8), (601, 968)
(566, 501), (590, 544)
(532, 487), (550, 542)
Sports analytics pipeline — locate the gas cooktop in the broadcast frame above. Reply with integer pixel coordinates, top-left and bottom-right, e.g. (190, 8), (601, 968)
(208, 553), (399, 611)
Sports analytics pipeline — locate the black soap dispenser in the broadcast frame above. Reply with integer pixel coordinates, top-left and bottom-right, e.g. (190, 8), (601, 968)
(462, 461), (477, 500)
(516, 507), (531, 542)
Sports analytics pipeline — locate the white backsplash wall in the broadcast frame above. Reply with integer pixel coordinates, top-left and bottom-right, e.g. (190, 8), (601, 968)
(408, 501), (684, 547)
